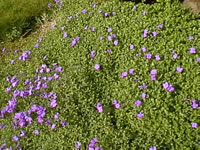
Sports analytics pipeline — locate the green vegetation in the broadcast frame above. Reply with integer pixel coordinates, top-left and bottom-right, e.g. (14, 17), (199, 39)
(0, 0), (51, 41)
(0, 0), (200, 149)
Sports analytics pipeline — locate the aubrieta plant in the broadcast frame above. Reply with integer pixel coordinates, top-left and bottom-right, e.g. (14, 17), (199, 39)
(0, 0), (200, 149)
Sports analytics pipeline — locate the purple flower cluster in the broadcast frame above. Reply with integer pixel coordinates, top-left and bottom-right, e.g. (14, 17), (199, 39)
(162, 82), (175, 92)
(94, 64), (100, 70)
(120, 68), (135, 78)
(189, 48), (196, 54)
(63, 32), (68, 38)
(188, 36), (194, 40)
(88, 138), (103, 150)
(75, 141), (82, 149)
(71, 36), (80, 47)
(96, 103), (103, 113)
(136, 112), (144, 118)
(157, 24), (163, 29)
(150, 69), (157, 81)
(145, 53), (152, 59)
(18, 50), (31, 61)
(191, 122), (198, 128)
(129, 44), (134, 50)
(149, 146), (157, 150)
(143, 29), (148, 38)
(133, 100), (142, 107)
(176, 67), (183, 73)
(90, 50), (96, 58)
(155, 55), (161, 61)
(112, 100), (120, 109)
(141, 93), (147, 99)
(138, 83), (148, 89)
(192, 100), (199, 109)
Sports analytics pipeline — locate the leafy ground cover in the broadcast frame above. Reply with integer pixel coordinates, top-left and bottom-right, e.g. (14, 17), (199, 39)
(0, 0), (200, 149)
(0, 0), (54, 41)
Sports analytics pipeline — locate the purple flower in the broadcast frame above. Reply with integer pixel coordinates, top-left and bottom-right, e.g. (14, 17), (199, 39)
(136, 112), (144, 118)
(98, 10), (102, 13)
(61, 121), (67, 127)
(196, 58), (200, 62)
(111, 34), (116, 38)
(176, 67), (183, 73)
(94, 64), (100, 70)
(150, 69), (157, 75)
(91, 27), (96, 32)
(2, 47), (6, 52)
(19, 131), (26, 138)
(12, 136), (19, 142)
(107, 36), (112, 41)
(51, 24), (56, 29)
(51, 124), (56, 130)
(63, 32), (68, 38)
(106, 49), (112, 53)
(189, 48), (196, 54)
(152, 32), (157, 37)
(45, 120), (52, 126)
(54, 112), (59, 120)
(99, 36), (104, 40)
(37, 117), (44, 123)
(90, 51), (96, 58)
(115, 103), (120, 109)
(143, 29), (148, 38)
(128, 68), (135, 74)
(55, 66), (64, 72)
(132, 6), (137, 10)
(145, 54), (152, 59)
(34, 43), (39, 48)
(75, 141), (82, 148)
(10, 60), (15, 64)
(92, 3), (96, 8)
(151, 74), (156, 81)
(138, 84), (147, 89)
(96, 103), (103, 113)
(142, 11), (147, 15)
(112, 12), (116, 15)
(112, 100), (118, 105)
(155, 55), (160, 61)
(50, 100), (57, 108)
(191, 122), (198, 128)
(188, 36), (194, 40)
(192, 102), (198, 109)
(149, 146), (157, 150)
(34, 130), (39, 135)
(172, 53), (178, 60)
(162, 82), (169, 89)
(134, 100), (142, 107)
(120, 72), (128, 78)
(141, 93), (146, 99)
(104, 12), (108, 17)
(91, 138), (98, 144)
(141, 47), (147, 52)
(129, 44), (134, 50)
(48, 3), (52, 8)
(113, 40), (118, 46)
(39, 37), (43, 42)
(135, 53), (139, 57)
(68, 16), (72, 20)
(167, 84), (175, 92)
(53, 73), (59, 80)
(157, 24), (163, 29)
(107, 28), (112, 32)
(81, 9), (86, 14)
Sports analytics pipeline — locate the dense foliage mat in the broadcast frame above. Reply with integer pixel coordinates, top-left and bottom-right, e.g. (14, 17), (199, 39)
(0, 0), (200, 149)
